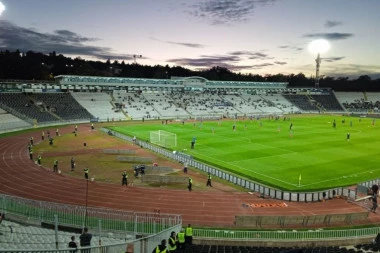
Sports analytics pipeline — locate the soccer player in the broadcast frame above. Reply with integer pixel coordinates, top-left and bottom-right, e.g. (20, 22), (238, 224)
(346, 132), (350, 142)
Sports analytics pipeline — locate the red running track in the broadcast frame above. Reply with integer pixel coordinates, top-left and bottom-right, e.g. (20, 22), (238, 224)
(0, 126), (378, 228)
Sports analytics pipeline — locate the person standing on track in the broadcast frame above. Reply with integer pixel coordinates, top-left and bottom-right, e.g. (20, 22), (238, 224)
(84, 167), (89, 180)
(71, 157), (75, 171)
(122, 171), (128, 186)
(188, 177), (192, 191)
(53, 159), (58, 172)
(206, 172), (212, 187)
(37, 154), (42, 165)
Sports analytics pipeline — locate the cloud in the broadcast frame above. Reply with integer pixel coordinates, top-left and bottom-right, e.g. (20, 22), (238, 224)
(229, 51), (273, 60)
(322, 56), (345, 62)
(322, 63), (380, 79)
(303, 32), (353, 40)
(278, 45), (303, 52)
(251, 63), (273, 69)
(167, 54), (258, 72)
(150, 36), (206, 48)
(324, 20), (342, 28)
(168, 54), (240, 67)
(165, 41), (206, 48)
(0, 20), (131, 60)
(187, 0), (278, 25)
(168, 51), (284, 72)
(54, 30), (97, 43)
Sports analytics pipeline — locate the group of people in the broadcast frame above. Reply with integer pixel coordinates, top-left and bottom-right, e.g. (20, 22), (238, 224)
(68, 227), (92, 252)
(153, 224), (193, 253)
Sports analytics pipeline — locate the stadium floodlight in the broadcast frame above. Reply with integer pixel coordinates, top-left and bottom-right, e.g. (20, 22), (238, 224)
(150, 130), (177, 148)
(308, 39), (330, 89)
(0, 2), (5, 16)
(133, 54), (142, 64)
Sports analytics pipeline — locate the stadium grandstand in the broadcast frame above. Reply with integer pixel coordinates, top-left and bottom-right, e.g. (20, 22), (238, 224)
(1, 76), (380, 252)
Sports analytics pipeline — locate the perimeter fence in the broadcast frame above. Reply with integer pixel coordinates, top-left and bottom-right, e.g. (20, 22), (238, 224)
(0, 193), (182, 253)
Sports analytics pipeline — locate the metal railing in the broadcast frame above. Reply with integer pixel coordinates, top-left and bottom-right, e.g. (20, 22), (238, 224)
(0, 193), (181, 235)
(194, 227), (380, 241)
(0, 193), (182, 253)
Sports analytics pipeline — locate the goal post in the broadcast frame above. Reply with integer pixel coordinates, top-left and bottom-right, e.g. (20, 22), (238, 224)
(150, 130), (177, 148)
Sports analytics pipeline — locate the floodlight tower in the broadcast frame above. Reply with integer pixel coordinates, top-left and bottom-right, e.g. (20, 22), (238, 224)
(315, 53), (321, 89)
(133, 54), (142, 64)
(308, 39), (330, 89)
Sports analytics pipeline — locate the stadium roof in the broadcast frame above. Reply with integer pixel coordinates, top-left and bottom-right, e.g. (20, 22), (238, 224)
(55, 75), (288, 89)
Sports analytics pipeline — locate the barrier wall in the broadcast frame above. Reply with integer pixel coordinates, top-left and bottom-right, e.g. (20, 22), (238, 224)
(235, 212), (369, 228)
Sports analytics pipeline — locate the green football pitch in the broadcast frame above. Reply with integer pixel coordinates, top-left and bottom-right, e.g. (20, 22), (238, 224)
(108, 115), (380, 192)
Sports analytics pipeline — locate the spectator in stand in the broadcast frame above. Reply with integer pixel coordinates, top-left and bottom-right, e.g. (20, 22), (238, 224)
(68, 235), (78, 252)
(80, 227), (92, 253)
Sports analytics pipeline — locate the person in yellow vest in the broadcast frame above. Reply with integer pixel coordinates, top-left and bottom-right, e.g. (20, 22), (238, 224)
(177, 229), (186, 251)
(185, 224), (193, 245)
(188, 177), (192, 191)
(84, 167), (89, 180)
(206, 172), (212, 187)
(41, 131), (45, 141)
(168, 231), (177, 253)
(152, 239), (167, 253)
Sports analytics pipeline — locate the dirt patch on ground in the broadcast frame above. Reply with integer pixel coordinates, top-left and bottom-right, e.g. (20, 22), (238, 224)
(33, 123), (240, 192)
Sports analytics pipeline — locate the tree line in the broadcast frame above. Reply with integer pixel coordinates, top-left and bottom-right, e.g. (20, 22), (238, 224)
(0, 50), (379, 91)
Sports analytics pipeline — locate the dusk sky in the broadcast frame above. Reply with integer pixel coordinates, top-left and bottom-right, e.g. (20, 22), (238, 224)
(0, 0), (379, 78)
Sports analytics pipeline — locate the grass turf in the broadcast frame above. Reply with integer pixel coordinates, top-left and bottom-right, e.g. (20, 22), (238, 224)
(108, 115), (380, 192)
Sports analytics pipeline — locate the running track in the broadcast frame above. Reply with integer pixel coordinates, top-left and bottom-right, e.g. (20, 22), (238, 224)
(0, 126), (378, 228)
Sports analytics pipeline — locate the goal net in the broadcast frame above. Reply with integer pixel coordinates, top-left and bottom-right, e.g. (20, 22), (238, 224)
(150, 130), (177, 148)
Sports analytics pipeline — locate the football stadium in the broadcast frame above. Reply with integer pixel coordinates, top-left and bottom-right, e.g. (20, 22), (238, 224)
(1, 75), (380, 253)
